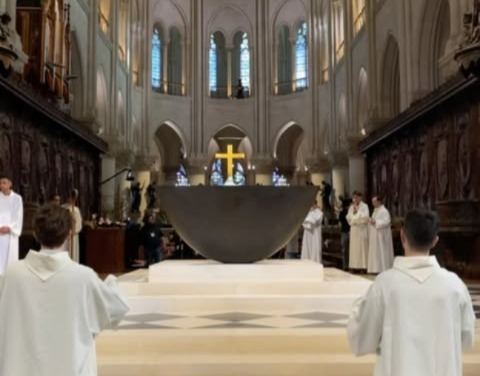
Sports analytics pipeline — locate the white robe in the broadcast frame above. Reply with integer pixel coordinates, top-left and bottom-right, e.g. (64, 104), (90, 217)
(62, 204), (82, 263)
(347, 201), (369, 269)
(0, 249), (129, 376)
(301, 208), (323, 263)
(0, 190), (23, 274)
(368, 205), (394, 274)
(347, 256), (476, 376)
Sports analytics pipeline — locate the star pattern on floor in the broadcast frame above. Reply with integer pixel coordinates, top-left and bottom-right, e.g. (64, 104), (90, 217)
(469, 285), (480, 319)
(118, 284), (480, 330)
(118, 311), (350, 330)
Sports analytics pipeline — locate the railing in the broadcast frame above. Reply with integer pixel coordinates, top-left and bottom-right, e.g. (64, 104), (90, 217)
(152, 81), (185, 96)
(209, 86), (251, 99)
(274, 79), (308, 96)
(354, 8), (366, 35)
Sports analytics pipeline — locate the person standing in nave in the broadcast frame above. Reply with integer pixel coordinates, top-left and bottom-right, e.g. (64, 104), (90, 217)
(139, 213), (164, 266)
(367, 196), (394, 274)
(0, 175), (23, 275)
(338, 198), (351, 270)
(301, 201), (324, 263)
(0, 204), (129, 376)
(320, 180), (332, 211)
(346, 191), (369, 272)
(347, 209), (475, 376)
(62, 189), (82, 263)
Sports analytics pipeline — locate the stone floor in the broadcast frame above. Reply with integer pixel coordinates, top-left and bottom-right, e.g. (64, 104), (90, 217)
(96, 261), (480, 376)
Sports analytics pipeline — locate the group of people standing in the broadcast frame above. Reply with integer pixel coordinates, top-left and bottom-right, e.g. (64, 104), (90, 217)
(299, 189), (394, 275)
(346, 191), (394, 274)
(0, 174), (83, 275)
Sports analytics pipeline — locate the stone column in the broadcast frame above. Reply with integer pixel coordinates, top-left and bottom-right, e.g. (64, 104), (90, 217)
(100, 154), (116, 215)
(348, 152), (366, 195)
(251, 158), (273, 186)
(329, 151), (349, 200)
(187, 158), (207, 186)
(162, 165), (178, 186)
(226, 45), (233, 98)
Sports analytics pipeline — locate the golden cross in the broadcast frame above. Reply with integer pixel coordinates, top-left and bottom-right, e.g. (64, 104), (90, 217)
(215, 144), (245, 179)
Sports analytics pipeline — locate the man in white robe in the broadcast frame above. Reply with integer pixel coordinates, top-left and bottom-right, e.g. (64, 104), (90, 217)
(0, 203), (129, 376)
(347, 209), (476, 376)
(0, 175), (23, 274)
(62, 189), (82, 263)
(301, 203), (323, 263)
(368, 196), (394, 274)
(347, 191), (369, 271)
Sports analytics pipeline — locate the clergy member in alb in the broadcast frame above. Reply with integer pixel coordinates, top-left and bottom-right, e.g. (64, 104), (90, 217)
(0, 204), (129, 376)
(301, 201), (323, 263)
(62, 188), (82, 262)
(347, 209), (476, 376)
(346, 191), (369, 272)
(0, 175), (23, 274)
(367, 196), (394, 274)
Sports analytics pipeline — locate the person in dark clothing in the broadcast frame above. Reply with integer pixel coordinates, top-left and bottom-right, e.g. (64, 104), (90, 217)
(321, 181), (332, 211)
(338, 198), (351, 269)
(139, 213), (163, 266)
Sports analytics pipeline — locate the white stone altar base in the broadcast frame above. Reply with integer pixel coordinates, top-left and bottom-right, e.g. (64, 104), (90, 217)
(149, 259), (324, 283)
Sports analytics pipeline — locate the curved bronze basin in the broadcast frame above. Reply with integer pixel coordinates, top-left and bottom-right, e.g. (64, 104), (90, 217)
(157, 186), (317, 263)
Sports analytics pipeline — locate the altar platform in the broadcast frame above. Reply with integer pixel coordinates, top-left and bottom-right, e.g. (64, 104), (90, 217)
(96, 260), (480, 376)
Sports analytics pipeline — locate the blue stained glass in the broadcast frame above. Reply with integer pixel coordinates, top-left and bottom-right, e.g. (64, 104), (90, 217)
(152, 28), (162, 89)
(209, 34), (217, 92)
(240, 33), (250, 90)
(295, 22), (308, 90)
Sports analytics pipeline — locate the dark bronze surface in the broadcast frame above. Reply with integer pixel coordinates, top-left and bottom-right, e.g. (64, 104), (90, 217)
(157, 186), (317, 263)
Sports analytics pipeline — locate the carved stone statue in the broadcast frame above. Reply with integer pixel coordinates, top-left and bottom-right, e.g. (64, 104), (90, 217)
(146, 181), (156, 209)
(130, 181), (143, 213)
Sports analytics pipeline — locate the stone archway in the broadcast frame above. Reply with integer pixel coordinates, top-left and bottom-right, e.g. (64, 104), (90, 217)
(154, 122), (187, 185)
(207, 124), (253, 185)
(273, 122), (305, 183)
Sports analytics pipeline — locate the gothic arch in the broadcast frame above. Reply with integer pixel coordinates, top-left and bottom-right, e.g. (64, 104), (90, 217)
(272, 122), (305, 169)
(418, 0), (451, 91)
(272, 0), (308, 32)
(380, 35), (400, 119)
(207, 5), (253, 42)
(154, 121), (188, 170)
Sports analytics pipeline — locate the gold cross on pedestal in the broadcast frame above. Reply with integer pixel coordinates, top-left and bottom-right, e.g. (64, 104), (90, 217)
(215, 144), (245, 179)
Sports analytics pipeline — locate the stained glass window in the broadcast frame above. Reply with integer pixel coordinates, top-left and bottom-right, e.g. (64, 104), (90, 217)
(295, 22), (308, 91)
(152, 27), (162, 89)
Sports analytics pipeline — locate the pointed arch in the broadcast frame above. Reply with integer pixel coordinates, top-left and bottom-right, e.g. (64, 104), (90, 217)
(154, 121), (188, 171)
(418, 0), (451, 91)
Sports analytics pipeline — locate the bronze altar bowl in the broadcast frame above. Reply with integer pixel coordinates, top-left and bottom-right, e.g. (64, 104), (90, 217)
(157, 186), (317, 263)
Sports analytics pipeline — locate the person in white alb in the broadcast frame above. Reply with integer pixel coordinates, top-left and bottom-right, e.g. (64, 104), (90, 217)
(347, 209), (476, 376)
(62, 189), (82, 263)
(347, 191), (369, 272)
(0, 204), (130, 376)
(0, 174), (23, 275)
(367, 196), (394, 274)
(301, 201), (324, 263)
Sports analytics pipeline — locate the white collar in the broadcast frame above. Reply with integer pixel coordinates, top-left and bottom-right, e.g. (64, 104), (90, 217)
(24, 250), (73, 282)
(393, 256), (440, 283)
